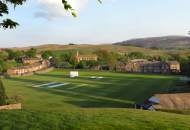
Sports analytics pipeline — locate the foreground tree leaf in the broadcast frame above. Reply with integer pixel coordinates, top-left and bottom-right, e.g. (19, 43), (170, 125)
(0, 0), (101, 29)
(0, 19), (19, 29)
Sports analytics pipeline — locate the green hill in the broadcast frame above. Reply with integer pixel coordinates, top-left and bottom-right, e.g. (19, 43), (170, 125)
(1, 109), (190, 130)
(11, 43), (190, 58)
(1, 70), (189, 130)
(12, 44), (167, 56)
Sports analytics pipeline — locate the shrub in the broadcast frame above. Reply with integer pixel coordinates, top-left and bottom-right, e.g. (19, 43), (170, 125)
(6, 95), (22, 105)
(128, 52), (145, 59)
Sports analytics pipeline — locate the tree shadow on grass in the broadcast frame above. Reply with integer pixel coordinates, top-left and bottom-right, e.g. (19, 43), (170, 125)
(7, 77), (47, 85)
(65, 100), (133, 108)
(35, 73), (67, 79)
(36, 88), (134, 108)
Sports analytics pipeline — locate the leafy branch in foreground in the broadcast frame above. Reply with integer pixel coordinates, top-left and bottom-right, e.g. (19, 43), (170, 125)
(0, 0), (102, 29)
(0, 19), (19, 29)
(0, 0), (26, 29)
(62, 0), (102, 17)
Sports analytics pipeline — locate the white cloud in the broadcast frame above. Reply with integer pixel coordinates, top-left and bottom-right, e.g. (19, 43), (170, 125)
(35, 0), (89, 20)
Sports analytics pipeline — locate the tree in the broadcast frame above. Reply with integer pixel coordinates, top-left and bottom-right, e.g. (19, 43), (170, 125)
(0, 79), (6, 106)
(128, 52), (145, 59)
(0, 59), (13, 73)
(59, 51), (78, 69)
(51, 51), (77, 68)
(69, 55), (78, 69)
(42, 50), (53, 60)
(95, 50), (118, 70)
(107, 52), (118, 70)
(5, 49), (15, 60)
(25, 48), (37, 58)
(5, 49), (24, 61)
(177, 55), (190, 75)
(96, 50), (109, 66)
(86, 60), (99, 68)
(0, 51), (8, 60)
(14, 50), (24, 62)
(77, 61), (87, 69)
(118, 55), (129, 64)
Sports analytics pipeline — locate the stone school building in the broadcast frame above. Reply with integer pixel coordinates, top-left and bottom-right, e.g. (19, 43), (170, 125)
(116, 59), (180, 74)
(75, 51), (98, 62)
(7, 60), (50, 76)
(22, 57), (42, 65)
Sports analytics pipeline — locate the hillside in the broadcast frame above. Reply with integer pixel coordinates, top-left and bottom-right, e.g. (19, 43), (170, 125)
(114, 36), (190, 49)
(1, 109), (190, 130)
(14, 43), (190, 58)
(12, 44), (154, 52)
(11, 44), (167, 56)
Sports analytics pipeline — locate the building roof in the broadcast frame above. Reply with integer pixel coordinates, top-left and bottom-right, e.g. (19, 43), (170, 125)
(22, 57), (41, 61)
(77, 54), (97, 58)
(148, 97), (160, 104)
(130, 59), (148, 62)
(166, 61), (180, 65)
(9, 62), (42, 70)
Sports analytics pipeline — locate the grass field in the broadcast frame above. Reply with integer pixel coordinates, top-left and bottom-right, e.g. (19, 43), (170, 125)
(3, 70), (179, 111)
(1, 69), (190, 130)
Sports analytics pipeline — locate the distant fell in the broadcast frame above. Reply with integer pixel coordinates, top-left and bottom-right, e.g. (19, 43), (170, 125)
(114, 36), (190, 49)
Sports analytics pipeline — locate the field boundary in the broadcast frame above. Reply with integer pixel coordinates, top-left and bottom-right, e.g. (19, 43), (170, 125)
(0, 103), (22, 110)
(154, 93), (190, 110)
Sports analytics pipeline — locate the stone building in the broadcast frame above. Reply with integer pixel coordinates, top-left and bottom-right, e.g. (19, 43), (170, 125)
(167, 61), (181, 73)
(7, 60), (50, 76)
(22, 57), (42, 65)
(75, 51), (98, 62)
(116, 59), (180, 74)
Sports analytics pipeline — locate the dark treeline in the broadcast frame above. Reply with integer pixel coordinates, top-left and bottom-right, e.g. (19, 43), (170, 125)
(47, 50), (190, 75)
(0, 48), (190, 75)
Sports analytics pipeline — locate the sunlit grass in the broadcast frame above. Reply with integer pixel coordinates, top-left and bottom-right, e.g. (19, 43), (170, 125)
(1, 69), (189, 130)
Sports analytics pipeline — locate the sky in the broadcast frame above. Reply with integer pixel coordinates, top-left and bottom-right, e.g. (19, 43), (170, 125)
(1, 0), (190, 47)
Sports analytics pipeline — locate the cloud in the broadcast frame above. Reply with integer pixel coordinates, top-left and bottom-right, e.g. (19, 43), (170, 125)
(35, 0), (88, 20)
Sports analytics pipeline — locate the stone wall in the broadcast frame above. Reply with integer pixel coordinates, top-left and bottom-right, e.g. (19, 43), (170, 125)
(7, 60), (50, 76)
(0, 103), (22, 110)
(34, 67), (54, 74)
